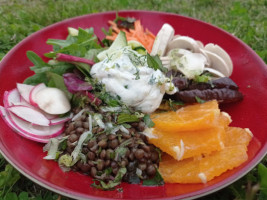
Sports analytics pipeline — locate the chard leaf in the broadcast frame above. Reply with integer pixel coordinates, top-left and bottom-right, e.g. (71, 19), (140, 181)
(117, 113), (139, 124)
(147, 53), (168, 73)
(142, 169), (164, 186)
(143, 114), (155, 128)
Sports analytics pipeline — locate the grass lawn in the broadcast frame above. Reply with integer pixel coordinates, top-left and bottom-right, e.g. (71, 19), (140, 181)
(0, 0), (267, 199)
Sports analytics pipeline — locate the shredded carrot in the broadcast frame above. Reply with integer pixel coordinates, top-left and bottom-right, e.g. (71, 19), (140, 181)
(107, 20), (155, 53)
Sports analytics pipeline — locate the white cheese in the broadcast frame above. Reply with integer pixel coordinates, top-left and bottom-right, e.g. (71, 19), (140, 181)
(91, 46), (176, 113)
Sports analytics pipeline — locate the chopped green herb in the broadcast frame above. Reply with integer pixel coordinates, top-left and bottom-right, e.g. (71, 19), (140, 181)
(143, 114), (155, 128)
(117, 113), (139, 124)
(195, 96), (206, 104)
(147, 53), (168, 73)
(142, 169), (164, 186)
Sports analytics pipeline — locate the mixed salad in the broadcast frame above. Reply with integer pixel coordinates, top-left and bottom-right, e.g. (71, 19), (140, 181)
(0, 15), (246, 190)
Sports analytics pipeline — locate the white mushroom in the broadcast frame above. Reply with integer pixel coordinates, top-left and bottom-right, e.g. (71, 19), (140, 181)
(204, 43), (233, 75)
(151, 23), (175, 56)
(203, 50), (231, 77)
(204, 67), (226, 78)
(166, 36), (202, 54)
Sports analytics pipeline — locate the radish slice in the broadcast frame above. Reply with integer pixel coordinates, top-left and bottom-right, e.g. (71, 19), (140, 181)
(3, 89), (21, 107)
(17, 83), (34, 103)
(1, 106), (64, 138)
(50, 113), (73, 125)
(0, 106), (50, 143)
(35, 88), (71, 114)
(4, 89), (57, 120)
(29, 83), (46, 107)
(8, 105), (50, 126)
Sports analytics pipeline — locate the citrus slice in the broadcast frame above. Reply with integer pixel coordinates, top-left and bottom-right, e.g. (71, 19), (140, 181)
(151, 100), (220, 132)
(146, 113), (230, 160)
(159, 145), (248, 183)
(158, 126), (252, 183)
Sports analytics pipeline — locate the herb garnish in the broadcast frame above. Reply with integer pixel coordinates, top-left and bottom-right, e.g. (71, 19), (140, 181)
(142, 169), (164, 186)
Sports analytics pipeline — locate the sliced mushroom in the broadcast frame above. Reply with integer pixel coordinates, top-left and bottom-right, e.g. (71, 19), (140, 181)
(204, 50), (231, 77)
(204, 67), (225, 78)
(204, 43), (233, 75)
(151, 23), (175, 56)
(166, 36), (201, 54)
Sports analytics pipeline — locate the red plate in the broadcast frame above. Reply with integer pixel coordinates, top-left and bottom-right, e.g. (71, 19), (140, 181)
(0, 11), (266, 200)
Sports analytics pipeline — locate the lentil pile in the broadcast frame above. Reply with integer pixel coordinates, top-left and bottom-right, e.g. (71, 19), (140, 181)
(61, 105), (161, 188)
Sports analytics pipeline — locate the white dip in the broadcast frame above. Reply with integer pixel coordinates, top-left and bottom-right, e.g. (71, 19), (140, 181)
(90, 46), (176, 113)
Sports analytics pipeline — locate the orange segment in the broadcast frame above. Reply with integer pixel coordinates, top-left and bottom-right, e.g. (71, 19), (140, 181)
(224, 127), (253, 147)
(146, 113), (230, 161)
(148, 125), (225, 161)
(151, 100), (220, 132)
(159, 145), (248, 183)
(158, 125), (252, 183)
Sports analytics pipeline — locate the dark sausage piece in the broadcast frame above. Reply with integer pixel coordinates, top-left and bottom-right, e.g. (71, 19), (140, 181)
(175, 88), (243, 103)
(188, 77), (239, 91)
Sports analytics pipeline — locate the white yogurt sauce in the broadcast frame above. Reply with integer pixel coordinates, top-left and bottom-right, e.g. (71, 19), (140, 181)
(90, 46), (176, 113)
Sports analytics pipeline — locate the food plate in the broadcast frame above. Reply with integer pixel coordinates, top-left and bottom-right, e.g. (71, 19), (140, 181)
(0, 10), (266, 200)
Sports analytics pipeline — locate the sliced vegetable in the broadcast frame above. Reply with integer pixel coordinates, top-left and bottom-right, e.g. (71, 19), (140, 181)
(97, 31), (127, 61)
(63, 73), (92, 93)
(8, 105), (50, 126)
(34, 87), (71, 114)
(0, 106), (63, 142)
(56, 53), (95, 66)
(16, 83), (34, 103)
(29, 83), (46, 107)
(106, 20), (155, 53)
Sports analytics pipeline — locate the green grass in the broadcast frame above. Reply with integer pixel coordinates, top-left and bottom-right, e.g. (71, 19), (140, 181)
(0, 0), (267, 199)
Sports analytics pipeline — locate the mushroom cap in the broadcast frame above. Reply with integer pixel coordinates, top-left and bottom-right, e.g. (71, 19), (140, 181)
(204, 43), (233, 75)
(204, 50), (231, 77)
(166, 36), (201, 54)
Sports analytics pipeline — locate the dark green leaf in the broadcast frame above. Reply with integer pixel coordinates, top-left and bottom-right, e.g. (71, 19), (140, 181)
(18, 192), (29, 200)
(142, 169), (164, 186)
(26, 51), (48, 68)
(117, 113), (139, 124)
(23, 73), (48, 85)
(0, 164), (20, 189)
(46, 39), (73, 48)
(4, 192), (18, 200)
(147, 53), (168, 73)
(258, 163), (267, 196)
(143, 114), (155, 128)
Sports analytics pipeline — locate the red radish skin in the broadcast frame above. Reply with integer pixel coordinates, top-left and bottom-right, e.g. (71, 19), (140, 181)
(4, 89), (57, 120)
(16, 83), (34, 103)
(50, 114), (72, 125)
(56, 53), (95, 66)
(3, 89), (21, 107)
(0, 106), (64, 138)
(29, 83), (46, 107)
(0, 106), (50, 143)
(8, 105), (51, 126)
